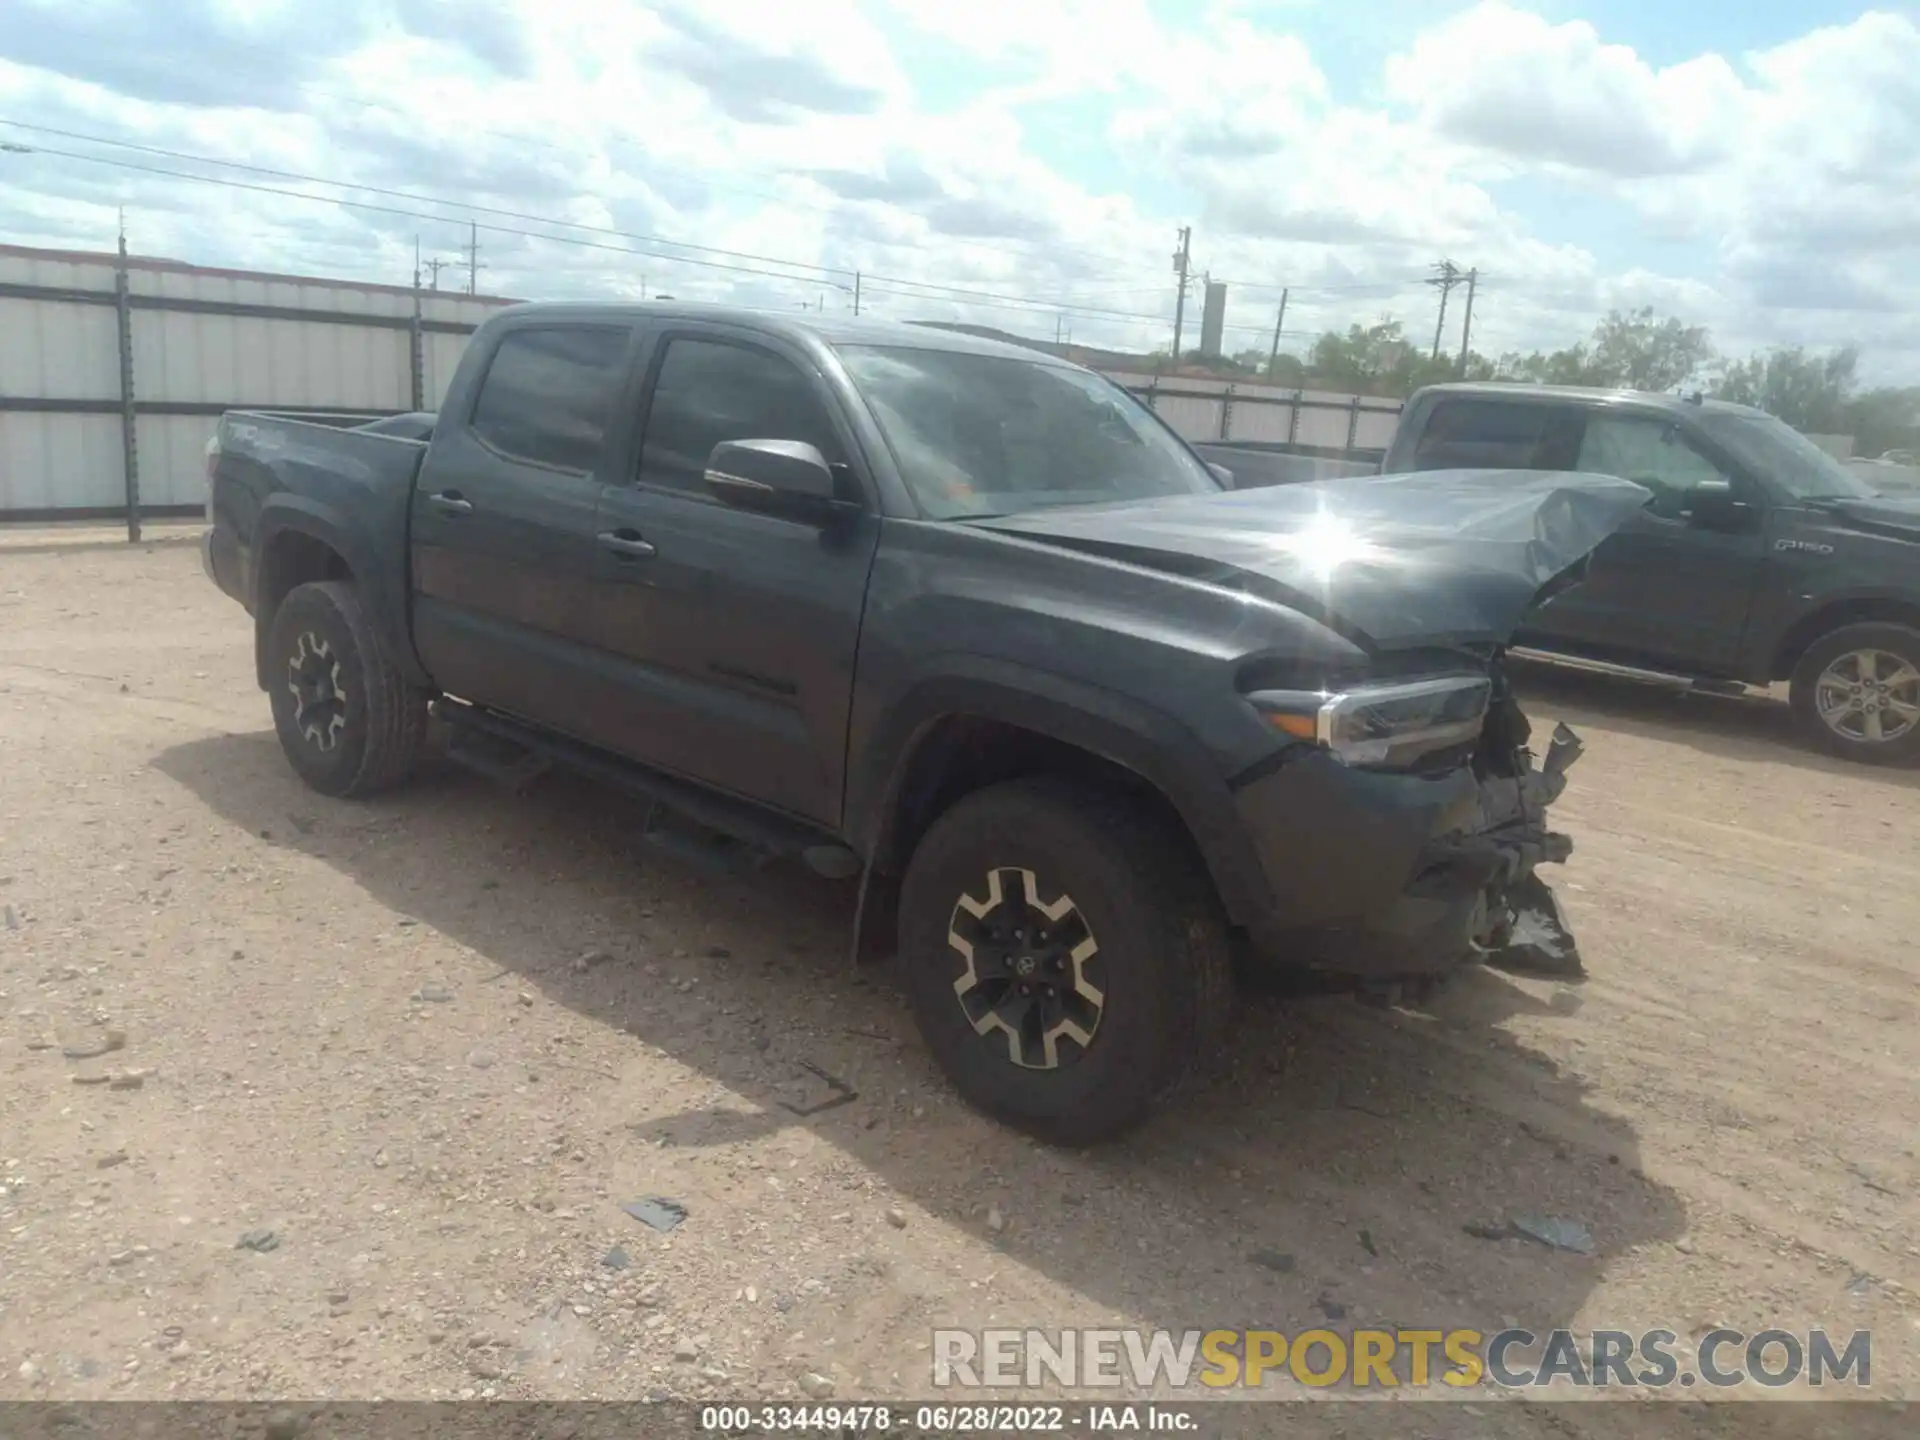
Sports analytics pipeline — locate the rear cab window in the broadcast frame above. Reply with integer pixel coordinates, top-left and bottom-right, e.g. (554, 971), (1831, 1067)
(1413, 399), (1585, 471)
(468, 325), (631, 473)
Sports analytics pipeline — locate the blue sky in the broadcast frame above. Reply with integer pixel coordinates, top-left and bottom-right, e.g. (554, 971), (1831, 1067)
(2, 0), (1918, 377)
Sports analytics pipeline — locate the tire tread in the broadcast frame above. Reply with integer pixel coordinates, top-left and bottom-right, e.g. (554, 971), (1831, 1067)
(898, 775), (1234, 1144)
(268, 581), (427, 797)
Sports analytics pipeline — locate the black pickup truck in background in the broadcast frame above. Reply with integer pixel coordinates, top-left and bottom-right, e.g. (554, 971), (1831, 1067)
(1385, 383), (1920, 765)
(203, 304), (1647, 1143)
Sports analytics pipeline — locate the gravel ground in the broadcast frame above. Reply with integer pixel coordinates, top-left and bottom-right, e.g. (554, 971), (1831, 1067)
(0, 528), (1914, 1429)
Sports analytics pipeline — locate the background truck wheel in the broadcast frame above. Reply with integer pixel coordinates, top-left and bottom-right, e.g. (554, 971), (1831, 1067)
(897, 777), (1233, 1146)
(266, 580), (428, 798)
(1788, 622), (1920, 767)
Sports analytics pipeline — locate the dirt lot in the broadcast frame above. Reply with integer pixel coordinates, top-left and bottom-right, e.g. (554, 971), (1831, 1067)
(1, 527), (1915, 1427)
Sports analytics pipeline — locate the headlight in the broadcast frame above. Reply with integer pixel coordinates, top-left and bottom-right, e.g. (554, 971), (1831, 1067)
(1249, 674), (1491, 768)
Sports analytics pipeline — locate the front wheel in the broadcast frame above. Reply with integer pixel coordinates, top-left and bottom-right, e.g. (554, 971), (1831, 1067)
(897, 778), (1233, 1146)
(1789, 622), (1920, 766)
(266, 580), (428, 797)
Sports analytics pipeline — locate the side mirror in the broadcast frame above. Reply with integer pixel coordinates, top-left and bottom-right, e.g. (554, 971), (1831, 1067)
(1680, 478), (1745, 529)
(1206, 462), (1235, 489)
(704, 439), (841, 520)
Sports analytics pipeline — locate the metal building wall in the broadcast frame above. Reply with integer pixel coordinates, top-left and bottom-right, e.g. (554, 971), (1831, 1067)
(1110, 370), (1404, 463)
(0, 243), (511, 525)
(4, 240), (1413, 528)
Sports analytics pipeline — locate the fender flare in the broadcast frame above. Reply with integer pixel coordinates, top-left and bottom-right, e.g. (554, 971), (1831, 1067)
(252, 496), (428, 689)
(848, 658), (1273, 929)
(1757, 587), (1920, 680)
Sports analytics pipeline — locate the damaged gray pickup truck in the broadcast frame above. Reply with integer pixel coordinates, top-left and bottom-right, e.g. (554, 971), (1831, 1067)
(202, 304), (1648, 1143)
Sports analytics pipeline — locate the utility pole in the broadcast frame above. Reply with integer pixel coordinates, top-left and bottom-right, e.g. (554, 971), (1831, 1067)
(1267, 287), (1289, 378)
(1426, 259), (1463, 360)
(114, 209), (140, 543)
(1170, 226), (1193, 365)
(464, 220), (482, 296)
(425, 258), (448, 290)
(1456, 267), (1479, 376)
(853, 272), (861, 317)
(407, 237), (425, 412)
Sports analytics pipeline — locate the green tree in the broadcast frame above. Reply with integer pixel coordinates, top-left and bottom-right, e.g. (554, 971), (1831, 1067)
(1266, 352), (1308, 385)
(1307, 320), (1463, 397)
(1495, 344), (1596, 385)
(1491, 308), (1714, 392)
(1711, 346), (1859, 433)
(1585, 307), (1714, 391)
(1844, 386), (1920, 459)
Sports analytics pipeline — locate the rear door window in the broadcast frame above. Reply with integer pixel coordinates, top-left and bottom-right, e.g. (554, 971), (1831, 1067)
(469, 326), (631, 473)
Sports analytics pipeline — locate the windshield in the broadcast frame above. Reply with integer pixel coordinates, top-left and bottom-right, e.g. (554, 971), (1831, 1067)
(837, 345), (1220, 519)
(1695, 411), (1876, 501)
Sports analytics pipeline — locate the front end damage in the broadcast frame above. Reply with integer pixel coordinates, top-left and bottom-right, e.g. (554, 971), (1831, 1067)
(1426, 663), (1587, 980)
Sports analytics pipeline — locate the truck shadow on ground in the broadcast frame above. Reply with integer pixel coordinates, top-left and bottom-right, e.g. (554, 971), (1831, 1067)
(156, 730), (1686, 1380)
(1509, 657), (1920, 788)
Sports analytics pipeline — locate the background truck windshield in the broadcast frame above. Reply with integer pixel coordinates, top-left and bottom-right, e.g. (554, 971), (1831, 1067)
(839, 345), (1220, 519)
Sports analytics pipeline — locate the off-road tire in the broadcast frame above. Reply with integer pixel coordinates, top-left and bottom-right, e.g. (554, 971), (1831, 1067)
(1788, 622), (1920, 767)
(266, 580), (428, 798)
(897, 777), (1234, 1146)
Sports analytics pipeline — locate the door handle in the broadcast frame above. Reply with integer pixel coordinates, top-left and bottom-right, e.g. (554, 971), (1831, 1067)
(429, 490), (473, 515)
(598, 529), (657, 560)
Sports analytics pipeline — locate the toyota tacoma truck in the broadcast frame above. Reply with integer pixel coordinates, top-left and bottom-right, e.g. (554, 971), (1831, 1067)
(1388, 383), (1920, 765)
(202, 303), (1646, 1144)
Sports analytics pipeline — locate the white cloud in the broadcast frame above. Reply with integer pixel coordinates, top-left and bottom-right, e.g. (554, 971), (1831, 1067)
(1369, 5), (1920, 372)
(1, 1), (1917, 377)
(1384, 2), (1746, 178)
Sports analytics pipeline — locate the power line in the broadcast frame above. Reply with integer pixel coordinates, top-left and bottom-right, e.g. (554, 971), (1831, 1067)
(1218, 275), (1433, 297)
(0, 113), (1157, 280)
(0, 122), (1246, 331)
(0, 119), (849, 285)
(3, 123), (1440, 350)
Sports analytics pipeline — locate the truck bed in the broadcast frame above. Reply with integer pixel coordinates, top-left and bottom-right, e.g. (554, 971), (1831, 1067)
(205, 410), (432, 688)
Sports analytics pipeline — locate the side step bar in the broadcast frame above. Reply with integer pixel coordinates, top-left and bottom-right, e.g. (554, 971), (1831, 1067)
(430, 697), (860, 880)
(1507, 649), (1749, 696)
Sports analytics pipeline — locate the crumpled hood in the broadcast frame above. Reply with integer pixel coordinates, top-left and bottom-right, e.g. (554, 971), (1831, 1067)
(972, 469), (1652, 649)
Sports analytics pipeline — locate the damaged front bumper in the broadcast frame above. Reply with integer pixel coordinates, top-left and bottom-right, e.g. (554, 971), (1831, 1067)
(1237, 714), (1587, 982)
(1417, 721), (1586, 976)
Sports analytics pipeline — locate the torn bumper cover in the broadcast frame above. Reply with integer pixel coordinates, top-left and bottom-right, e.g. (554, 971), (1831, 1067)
(1240, 717), (1587, 982)
(1425, 720), (1586, 975)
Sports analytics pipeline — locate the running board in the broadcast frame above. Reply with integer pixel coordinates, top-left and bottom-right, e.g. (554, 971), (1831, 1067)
(1508, 649), (1749, 695)
(429, 698), (861, 879)
(443, 722), (553, 792)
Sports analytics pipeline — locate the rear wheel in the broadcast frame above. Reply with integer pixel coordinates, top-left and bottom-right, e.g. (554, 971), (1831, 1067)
(266, 580), (428, 797)
(897, 777), (1232, 1146)
(1789, 623), (1920, 766)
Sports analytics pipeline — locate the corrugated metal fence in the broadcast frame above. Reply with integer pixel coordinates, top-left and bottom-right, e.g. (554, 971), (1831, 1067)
(2, 243), (1403, 533)
(1108, 370), (1403, 459)
(0, 243), (512, 535)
